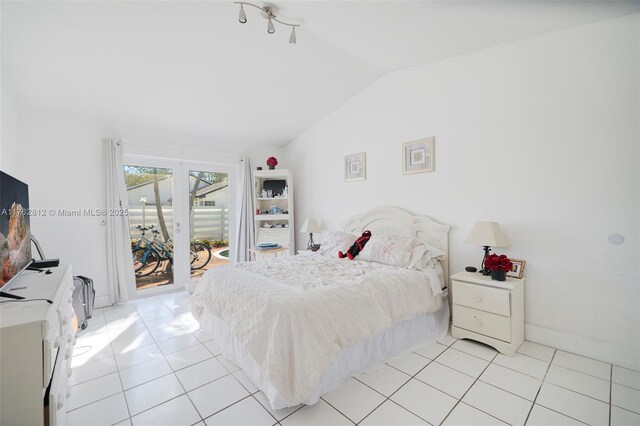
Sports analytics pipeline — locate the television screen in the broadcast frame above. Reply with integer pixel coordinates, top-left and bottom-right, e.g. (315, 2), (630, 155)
(263, 179), (287, 197)
(0, 171), (32, 290)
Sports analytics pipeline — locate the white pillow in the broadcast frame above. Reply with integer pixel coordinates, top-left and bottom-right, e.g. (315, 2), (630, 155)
(408, 242), (446, 270)
(317, 231), (358, 257)
(358, 234), (418, 268)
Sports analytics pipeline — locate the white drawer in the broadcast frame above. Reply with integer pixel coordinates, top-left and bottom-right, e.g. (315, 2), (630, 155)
(49, 318), (73, 426)
(48, 346), (70, 426)
(453, 280), (510, 316)
(43, 287), (74, 387)
(453, 304), (511, 342)
(43, 311), (61, 387)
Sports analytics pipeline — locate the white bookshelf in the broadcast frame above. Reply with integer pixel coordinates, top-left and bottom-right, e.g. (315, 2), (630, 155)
(254, 169), (295, 256)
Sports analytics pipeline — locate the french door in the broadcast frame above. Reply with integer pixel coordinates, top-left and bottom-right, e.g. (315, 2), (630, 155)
(124, 155), (237, 297)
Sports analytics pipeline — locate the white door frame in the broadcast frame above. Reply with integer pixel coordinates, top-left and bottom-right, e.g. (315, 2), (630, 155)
(123, 154), (238, 298)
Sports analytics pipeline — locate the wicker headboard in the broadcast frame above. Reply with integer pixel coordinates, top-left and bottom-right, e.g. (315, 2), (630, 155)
(341, 206), (451, 287)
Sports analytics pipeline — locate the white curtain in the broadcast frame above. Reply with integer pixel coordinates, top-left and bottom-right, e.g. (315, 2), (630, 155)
(104, 139), (135, 303)
(234, 157), (255, 262)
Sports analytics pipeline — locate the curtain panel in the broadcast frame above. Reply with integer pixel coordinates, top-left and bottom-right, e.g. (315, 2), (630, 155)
(234, 157), (255, 262)
(104, 139), (135, 303)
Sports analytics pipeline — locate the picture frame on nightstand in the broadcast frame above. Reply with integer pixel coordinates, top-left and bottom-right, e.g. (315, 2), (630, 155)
(507, 259), (526, 279)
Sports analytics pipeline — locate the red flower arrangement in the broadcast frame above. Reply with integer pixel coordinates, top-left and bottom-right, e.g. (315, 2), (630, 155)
(484, 254), (513, 272)
(266, 157), (278, 167)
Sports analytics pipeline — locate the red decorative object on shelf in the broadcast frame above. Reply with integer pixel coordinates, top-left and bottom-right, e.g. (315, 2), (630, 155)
(266, 157), (278, 170)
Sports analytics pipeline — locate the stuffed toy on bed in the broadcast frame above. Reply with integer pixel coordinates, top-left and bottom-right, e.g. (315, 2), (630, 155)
(338, 230), (372, 260)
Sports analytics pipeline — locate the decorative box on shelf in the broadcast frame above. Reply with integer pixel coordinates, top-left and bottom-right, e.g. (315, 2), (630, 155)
(450, 271), (524, 356)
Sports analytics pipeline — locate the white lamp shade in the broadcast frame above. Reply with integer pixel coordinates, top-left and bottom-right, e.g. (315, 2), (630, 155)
(464, 221), (509, 248)
(300, 218), (321, 234)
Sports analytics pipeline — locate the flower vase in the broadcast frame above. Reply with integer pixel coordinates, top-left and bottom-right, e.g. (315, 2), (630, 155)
(490, 270), (506, 281)
(268, 165), (275, 170)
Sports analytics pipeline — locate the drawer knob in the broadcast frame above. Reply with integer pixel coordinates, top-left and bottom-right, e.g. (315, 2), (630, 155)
(56, 400), (65, 410)
(474, 316), (483, 327)
(68, 369), (73, 378)
(65, 349), (72, 360)
(473, 295), (482, 302)
(63, 318), (69, 326)
(67, 336), (73, 344)
(54, 338), (61, 348)
(66, 389), (72, 398)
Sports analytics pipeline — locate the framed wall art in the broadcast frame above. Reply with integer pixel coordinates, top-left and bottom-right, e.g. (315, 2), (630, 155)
(403, 137), (434, 174)
(345, 152), (366, 181)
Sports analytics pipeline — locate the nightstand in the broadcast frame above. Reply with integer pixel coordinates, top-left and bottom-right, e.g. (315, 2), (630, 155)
(450, 271), (524, 356)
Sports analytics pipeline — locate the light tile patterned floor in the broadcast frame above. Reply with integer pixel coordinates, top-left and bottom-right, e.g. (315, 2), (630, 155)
(67, 291), (640, 426)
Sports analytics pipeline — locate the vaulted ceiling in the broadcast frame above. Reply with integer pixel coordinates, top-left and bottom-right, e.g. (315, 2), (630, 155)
(2, 1), (639, 146)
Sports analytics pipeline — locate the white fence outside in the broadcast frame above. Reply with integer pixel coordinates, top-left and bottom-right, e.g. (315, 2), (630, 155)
(128, 206), (229, 241)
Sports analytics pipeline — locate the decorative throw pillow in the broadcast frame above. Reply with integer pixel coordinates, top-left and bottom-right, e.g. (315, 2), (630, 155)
(317, 231), (358, 257)
(357, 234), (419, 268)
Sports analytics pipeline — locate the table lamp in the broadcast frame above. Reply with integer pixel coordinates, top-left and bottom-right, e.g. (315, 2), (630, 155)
(300, 219), (321, 250)
(464, 221), (509, 274)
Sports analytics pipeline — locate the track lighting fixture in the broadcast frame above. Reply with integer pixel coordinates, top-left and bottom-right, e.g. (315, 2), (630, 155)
(289, 26), (296, 44)
(234, 2), (300, 44)
(267, 17), (275, 34)
(238, 4), (247, 24)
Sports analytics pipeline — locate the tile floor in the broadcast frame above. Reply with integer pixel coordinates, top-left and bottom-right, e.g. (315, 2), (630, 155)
(66, 291), (640, 426)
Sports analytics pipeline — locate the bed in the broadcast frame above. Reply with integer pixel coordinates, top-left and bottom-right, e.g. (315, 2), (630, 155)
(189, 206), (451, 409)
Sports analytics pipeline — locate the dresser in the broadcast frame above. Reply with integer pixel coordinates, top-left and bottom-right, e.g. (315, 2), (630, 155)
(0, 265), (75, 426)
(451, 271), (524, 356)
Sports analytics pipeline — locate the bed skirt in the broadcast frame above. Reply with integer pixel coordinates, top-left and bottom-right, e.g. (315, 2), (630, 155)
(198, 298), (450, 410)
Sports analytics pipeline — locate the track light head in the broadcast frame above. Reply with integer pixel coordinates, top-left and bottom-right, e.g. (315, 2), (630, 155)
(289, 26), (296, 44)
(238, 4), (247, 24)
(234, 2), (300, 44)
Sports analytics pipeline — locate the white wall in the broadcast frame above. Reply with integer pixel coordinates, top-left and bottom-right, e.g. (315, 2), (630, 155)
(17, 106), (112, 306)
(0, 0), (19, 172)
(0, 73), (22, 176)
(6, 104), (284, 307)
(286, 15), (640, 369)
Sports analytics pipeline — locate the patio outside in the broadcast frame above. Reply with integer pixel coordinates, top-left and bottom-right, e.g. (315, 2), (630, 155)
(125, 165), (230, 290)
(134, 243), (229, 290)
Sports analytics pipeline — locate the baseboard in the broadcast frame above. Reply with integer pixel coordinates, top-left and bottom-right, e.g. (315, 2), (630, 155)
(95, 295), (111, 309)
(525, 323), (639, 371)
(95, 285), (188, 308)
(185, 280), (197, 293)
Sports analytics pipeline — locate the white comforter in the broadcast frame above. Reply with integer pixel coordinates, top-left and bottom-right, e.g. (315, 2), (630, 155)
(189, 254), (444, 407)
